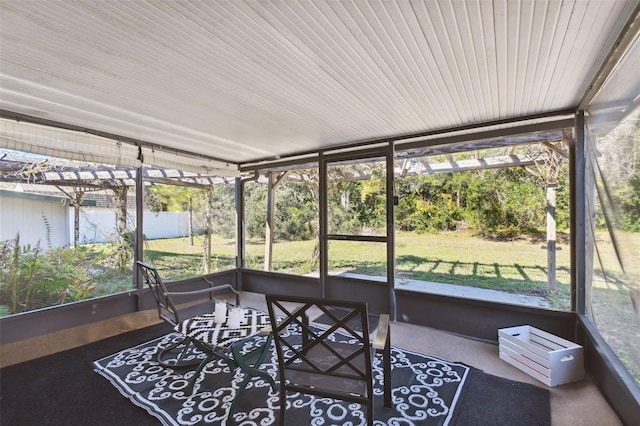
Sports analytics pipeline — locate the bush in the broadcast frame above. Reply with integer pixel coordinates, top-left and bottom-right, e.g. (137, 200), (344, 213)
(466, 168), (544, 237)
(0, 235), (112, 315)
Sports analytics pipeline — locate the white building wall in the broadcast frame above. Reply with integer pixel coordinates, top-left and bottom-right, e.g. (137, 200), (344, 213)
(0, 191), (70, 249)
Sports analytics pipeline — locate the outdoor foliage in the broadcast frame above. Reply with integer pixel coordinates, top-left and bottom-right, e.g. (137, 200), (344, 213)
(328, 177), (387, 234)
(244, 182), (267, 239)
(396, 173), (467, 233)
(597, 108), (640, 232)
(241, 159), (576, 241)
(274, 182), (318, 241)
(0, 234), (132, 316)
(145, 185), (195, 212)
(149, 151), (612, 245)
(401, 164), (571, 238)
(466, 168), (549, 237)
(244, 177), (320, 241)
(210, 184), (237, 239)
(618, 173), (640, 232)
(590, 107), (640, 386)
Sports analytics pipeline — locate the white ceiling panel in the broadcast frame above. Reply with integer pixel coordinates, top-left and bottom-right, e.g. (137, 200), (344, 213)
(0, 0), (637, 165)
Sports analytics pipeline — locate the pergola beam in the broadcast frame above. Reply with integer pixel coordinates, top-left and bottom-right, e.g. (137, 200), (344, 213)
(400, 154), (538, 176)
(0, 159), (230, 188)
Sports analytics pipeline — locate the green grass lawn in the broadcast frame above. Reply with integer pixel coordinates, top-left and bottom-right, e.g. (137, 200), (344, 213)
(395, 232), (571, 300)
(143, 230), (637, 338)
(145, 231), (574, 307)
(143, 236), (237, 279)
(143, 230), (640, 384)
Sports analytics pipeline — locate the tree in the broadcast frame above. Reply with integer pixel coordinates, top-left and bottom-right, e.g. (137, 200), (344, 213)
(466, 168), (544, 238)
(145, 185), (195, 212)
(598, 108), (640, 232)
(395, 173), (467, 233)
(274, 181), (318, 241)
(111, 186), (131, 271)
(244, 182), (268, 239)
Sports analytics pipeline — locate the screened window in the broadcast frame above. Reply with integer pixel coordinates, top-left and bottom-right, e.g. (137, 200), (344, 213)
(0, 119), (240, 316)
(586, 106), (640, 385)
(0, 148), (136, 316)
(243, 166), (319, 276)
(142, 179), (236, 280)
(326, 156), (388, 280)
(394, 144), (571, 311)
(584, 33), (640, 385)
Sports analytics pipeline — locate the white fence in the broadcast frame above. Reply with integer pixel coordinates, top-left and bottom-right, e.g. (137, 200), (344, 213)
(75, 210), (201, 244)
(1, 189), (201, 249)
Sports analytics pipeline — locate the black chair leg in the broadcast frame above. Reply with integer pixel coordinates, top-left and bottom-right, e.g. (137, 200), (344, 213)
(157, 336), (200, 368)
(383, 330), (392, 408)
(279, 391), (286, 426)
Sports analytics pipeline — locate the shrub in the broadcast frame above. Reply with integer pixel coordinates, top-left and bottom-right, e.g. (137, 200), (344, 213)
(0, 235), (108, 315)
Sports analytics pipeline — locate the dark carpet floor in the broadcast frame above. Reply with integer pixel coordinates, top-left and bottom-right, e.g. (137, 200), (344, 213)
(1, 322), (550, 426)
(1, 322), (172, 426)
(313, 306), (380, 332)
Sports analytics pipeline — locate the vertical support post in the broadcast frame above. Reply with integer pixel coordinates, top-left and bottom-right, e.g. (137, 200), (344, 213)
(264, 172), (288, 272)
(572, 111), (587, 314)
(203, 185), (213, 274)
(188, 197), (194, 246)
(56, 186), (85, 248)
(73, 202), (80, 248)
(72, 191), (84, 248)
(135, 169), (144, 266)
(546, 183), (557, 292)
(386, 142), (396, 320)
(113, 186), (129, 271)
(319, 152), (327, 299)
(583, 127), (597, 319)
(135, 164), (144, 310)
(236, 177), (244, 270)
(235, 176), (244, 293)
(264, 172), (274, 272)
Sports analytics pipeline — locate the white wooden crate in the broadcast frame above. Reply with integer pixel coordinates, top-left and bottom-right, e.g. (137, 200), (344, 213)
(498, 325), (584, 387)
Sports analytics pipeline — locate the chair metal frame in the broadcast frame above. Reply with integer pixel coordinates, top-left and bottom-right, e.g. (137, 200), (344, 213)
(137, 260), (240, 367)
(266, 294), (391, 426)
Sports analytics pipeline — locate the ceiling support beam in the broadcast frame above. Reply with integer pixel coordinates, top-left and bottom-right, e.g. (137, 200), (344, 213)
(578, 2), (640, 110)
(397, 120), (572, 154)
(240, 109), (576, 170)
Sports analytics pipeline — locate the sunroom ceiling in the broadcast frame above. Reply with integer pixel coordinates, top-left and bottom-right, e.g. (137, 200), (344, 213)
(0, 0), (637, 166)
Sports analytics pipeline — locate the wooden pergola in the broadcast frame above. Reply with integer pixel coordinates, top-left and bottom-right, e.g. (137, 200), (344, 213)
(0, 159), (231, 262)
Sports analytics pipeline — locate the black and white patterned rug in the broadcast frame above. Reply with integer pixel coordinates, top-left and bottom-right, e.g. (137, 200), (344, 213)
(94, 326), (470, 426)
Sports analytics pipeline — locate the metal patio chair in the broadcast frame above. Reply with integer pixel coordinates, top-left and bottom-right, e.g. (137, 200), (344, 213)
(265, 294), (392, 426)
(137, 260), (240, 367)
